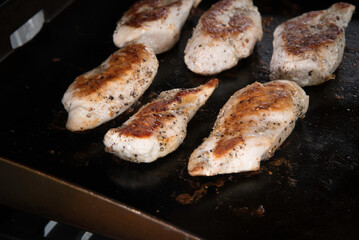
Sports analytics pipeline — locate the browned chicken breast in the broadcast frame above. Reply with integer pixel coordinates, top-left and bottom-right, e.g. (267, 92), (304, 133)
(188, 80), (309, 176)
(104, 79), (219, 163)
(62, 43), (158, 132)
(270, 3), (355, 87)
(184, 0), (263, 75)
(113, 0), (200, 54)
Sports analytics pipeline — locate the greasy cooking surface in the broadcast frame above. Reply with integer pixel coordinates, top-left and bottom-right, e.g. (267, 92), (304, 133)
(0, 0), (358, 239)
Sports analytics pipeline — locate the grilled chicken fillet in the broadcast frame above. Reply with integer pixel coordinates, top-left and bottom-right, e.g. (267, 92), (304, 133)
(113, 0), (200, 54)
(188, 80), (309, 176)
(62, 43), (158, 132)
(270, 2), (355, 87)
(104, 79), (219, 163)
(184, 0), (263, 75)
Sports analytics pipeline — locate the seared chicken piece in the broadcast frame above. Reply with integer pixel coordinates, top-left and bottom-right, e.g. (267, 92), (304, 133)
(184, 0), (263, 75)
(62, 43), (158, 132)
(188, 80), (309, 176)
(270, 3), (355, 87)
(104, 79), (219, 163)
(113, 0), (200, 54)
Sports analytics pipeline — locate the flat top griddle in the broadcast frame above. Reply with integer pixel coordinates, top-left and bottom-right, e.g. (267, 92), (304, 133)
(1, 0), (358, 239)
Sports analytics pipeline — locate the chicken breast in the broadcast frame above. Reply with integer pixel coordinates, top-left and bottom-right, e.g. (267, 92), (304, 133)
(62, 43), (158, 132)
(188, 80), (309, 176)
(270, 3), (355, 87)
(113, 0), (200, 54)
(104, 78), (219, 163)
(184, 0), (263, 75)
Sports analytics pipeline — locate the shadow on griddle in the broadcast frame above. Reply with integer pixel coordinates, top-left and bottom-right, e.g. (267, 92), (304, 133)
(106, 150), (186, 190)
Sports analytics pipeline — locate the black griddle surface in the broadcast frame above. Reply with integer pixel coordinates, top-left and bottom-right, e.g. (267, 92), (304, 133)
(1, 0), (359, 239)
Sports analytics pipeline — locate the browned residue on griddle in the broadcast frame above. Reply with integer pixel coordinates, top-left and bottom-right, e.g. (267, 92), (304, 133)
(230, 205), (265, 217)
(269, 157), (287, 167)
(252, 204), (265, 217)
(334, 93), (344, 100)
(262, 16), (273, 27)
(176, 178), (225, 205)
(232, 206), (249, 216)
(262, 157), (298, 187)
(176, 188), (207, 205)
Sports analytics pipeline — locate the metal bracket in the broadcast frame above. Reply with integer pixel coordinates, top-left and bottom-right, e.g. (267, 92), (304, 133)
(10, 10), (45, 49)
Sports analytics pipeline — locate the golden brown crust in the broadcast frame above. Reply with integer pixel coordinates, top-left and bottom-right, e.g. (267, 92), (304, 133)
(126, 0), (164, 16)
(117, 111), (175, 138)
(213, 82), (295, 157)
(124, 0), (182, 27)
(72, 44), (149, 97)
(116, 88), (200, 138)
(117, 78), (219, 138)
(282, 10), (343, 55)
(335, 2), (352, 9)
(201, 0), (253, 39)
